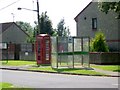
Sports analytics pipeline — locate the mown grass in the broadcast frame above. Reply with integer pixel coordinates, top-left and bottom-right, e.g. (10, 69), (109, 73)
(91, 64), (120, 72)
(0, 82), (14, 88)
(0, 82), (34, 90)
(29, 66), (105, 76)
(1, 60), (119, 75)
(1, 60), (36, 66)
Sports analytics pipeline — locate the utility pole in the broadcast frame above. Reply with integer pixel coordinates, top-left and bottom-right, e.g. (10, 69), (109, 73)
(37, 0), (40, 35)
(18, 0), (40, 36)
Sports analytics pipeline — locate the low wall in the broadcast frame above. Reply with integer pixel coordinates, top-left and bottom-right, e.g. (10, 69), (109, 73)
(90, 52), (120, 65)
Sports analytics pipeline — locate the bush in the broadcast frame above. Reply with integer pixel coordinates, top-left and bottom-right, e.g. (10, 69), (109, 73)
(90, 31), (109, 52)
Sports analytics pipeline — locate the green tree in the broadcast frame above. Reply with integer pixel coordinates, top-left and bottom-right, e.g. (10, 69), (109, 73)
(90, 31), (109, 52)
(16, 21), (33, 35)
(33, 21), (38, 37)
(56, 19), (70, 36)
(51, 29), (58, 36)
(34, 12), (54, 36)
(98, 1), (120, 19)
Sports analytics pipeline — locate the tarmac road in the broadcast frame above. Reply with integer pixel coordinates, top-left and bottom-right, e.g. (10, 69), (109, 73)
(1, 69), (119, 88)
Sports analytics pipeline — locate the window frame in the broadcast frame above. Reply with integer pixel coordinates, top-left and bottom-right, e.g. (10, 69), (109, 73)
(92, 18), (97, 30)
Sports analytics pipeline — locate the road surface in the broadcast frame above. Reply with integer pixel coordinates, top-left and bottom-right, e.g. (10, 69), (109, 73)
(1, 69), (119, 88)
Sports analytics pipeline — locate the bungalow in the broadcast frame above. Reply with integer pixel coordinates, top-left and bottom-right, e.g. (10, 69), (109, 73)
(0, 22), (29, 44)
(74, 2), (120, 52)
(0, 22), (30, 60)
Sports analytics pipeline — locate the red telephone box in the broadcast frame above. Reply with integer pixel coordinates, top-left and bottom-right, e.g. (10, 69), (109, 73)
(35, 34), (51, 65)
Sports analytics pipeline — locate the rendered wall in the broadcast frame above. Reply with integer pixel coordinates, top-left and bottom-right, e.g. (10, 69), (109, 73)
(76, 2), (120, 51)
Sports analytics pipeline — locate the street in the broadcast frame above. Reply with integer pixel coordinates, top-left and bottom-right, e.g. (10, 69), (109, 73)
(1, 69), (119, 88)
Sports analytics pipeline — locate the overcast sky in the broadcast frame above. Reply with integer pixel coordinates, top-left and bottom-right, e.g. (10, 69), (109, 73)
(0, 0), (92, 36)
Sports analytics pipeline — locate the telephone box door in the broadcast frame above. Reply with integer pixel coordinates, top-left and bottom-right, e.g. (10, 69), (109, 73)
(44, 38), (51, 64)
(36, 38), (42, 64)
(36, 34), (51, 65)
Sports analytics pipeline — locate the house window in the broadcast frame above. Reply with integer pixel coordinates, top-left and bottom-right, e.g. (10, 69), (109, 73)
(92, 18), (97, 30)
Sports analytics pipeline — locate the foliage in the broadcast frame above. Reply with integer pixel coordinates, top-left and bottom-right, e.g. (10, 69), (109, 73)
(16, 21), (33, 36)
(56, 19), (70, 36)
(26, 36), (35, 44)
(51, 29), (58, 36)
(90, 31), (109, 52)
(34, 12), (54, 36)
(98, 1), (120, 19)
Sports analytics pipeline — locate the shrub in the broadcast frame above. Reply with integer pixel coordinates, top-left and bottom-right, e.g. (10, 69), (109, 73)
(90, 31), (109, 52)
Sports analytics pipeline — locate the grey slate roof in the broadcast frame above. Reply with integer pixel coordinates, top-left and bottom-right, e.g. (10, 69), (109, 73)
(0, 22), (29, 37)
(1, 22), (13, 33)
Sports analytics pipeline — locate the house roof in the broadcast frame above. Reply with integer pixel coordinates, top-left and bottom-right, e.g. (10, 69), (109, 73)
(74, 2), (92, 22)
(1, 22), (13, 33)
(1, 22), (29, 37)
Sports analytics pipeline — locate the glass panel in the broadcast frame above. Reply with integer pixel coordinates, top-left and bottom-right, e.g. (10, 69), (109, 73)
(58, 55), (68, 67)
(51, 37), (90, 68)
(68, 41), (73, 68)
(67, 55), (73, 68)
(92, 18), (97, 29)
(45, 40), (49, 61)
(83, 54), (90, 68)
(83, 38), (89, 52)
(38, 41), (40, 54)
(57, 37), (68, 67)
(74, 55), (82, 68)
(58, 37), (68, 53)
(68, 43), (73, 52)
(26, 44), (32, 52)
(74, 38), (82, 51)
(51, 37), (57, 68)
(21, 44), (26, 52)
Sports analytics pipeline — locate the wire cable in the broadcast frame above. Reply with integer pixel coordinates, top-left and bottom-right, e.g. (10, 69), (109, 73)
(0, 0), (20, 11)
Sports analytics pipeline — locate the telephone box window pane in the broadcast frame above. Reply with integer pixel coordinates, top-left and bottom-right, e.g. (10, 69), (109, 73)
(46, 40), (49, 60)
(38, 41), (40, 54)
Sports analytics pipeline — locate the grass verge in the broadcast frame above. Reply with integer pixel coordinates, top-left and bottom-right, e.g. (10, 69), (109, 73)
(0, 82), (14, 88)
(1, 60), (119, 76)
(0, 82), (34, 90)
(28, 66), (105, 76)
(1, 60), (36, 66)
(91, 64), (120, 72)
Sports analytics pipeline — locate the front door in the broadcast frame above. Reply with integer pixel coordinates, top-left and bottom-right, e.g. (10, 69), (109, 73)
(14, 44), (20, 60)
